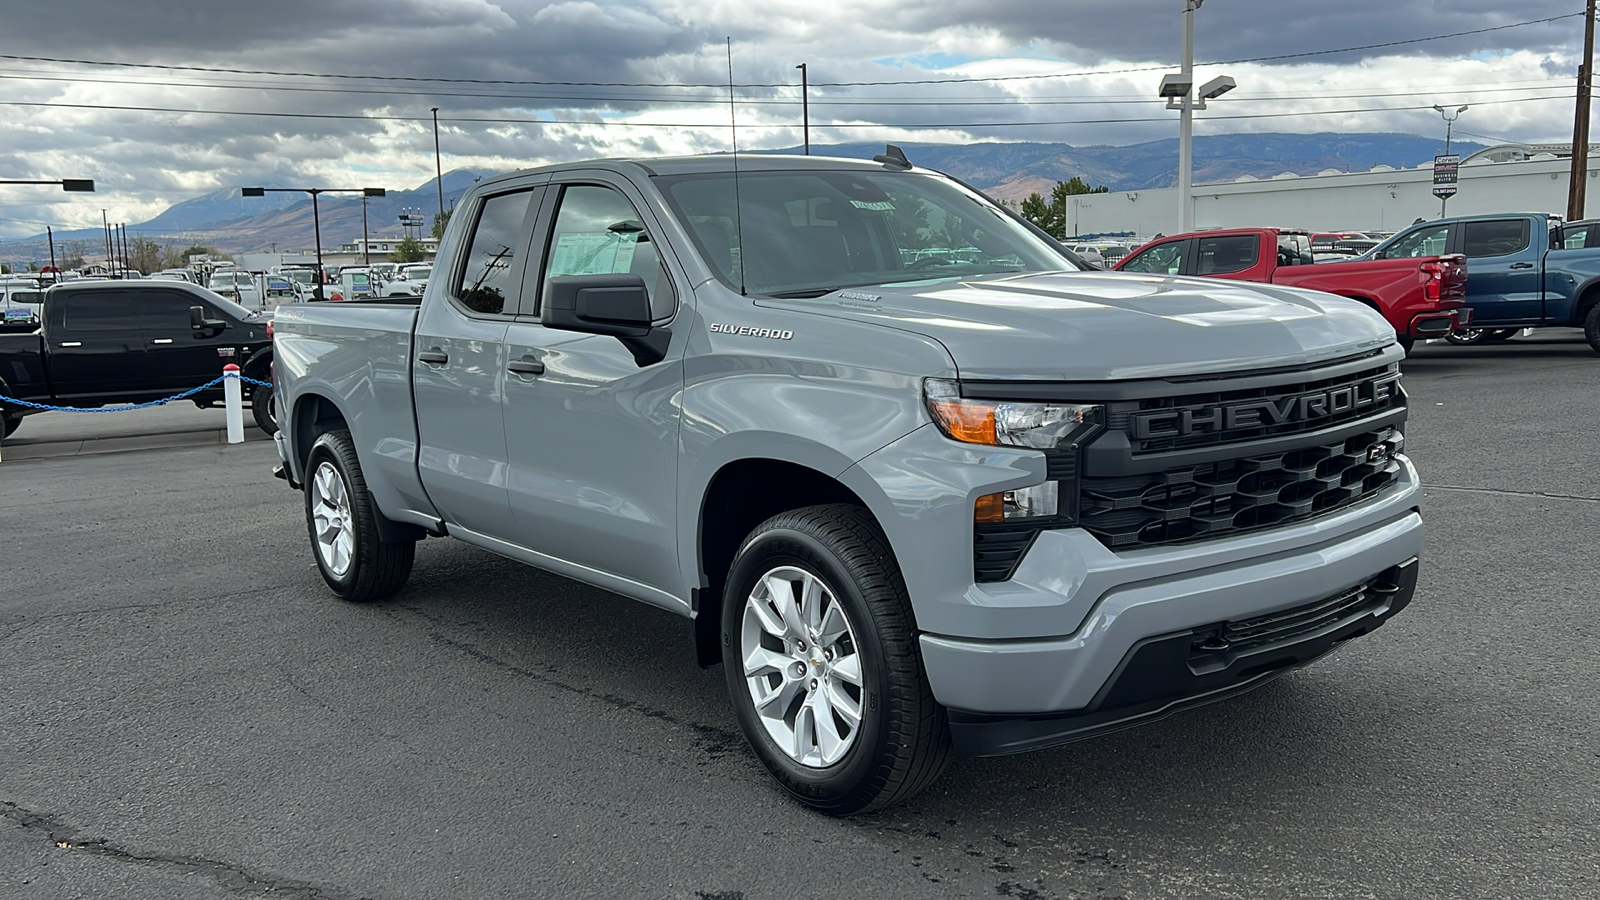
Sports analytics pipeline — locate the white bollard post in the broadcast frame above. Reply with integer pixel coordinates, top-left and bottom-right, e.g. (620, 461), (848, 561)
(223, 364), (244, 444)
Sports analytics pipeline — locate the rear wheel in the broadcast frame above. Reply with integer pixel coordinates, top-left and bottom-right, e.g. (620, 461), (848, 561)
(1585, 303), (1600, 357)
(250, 381), (277, 435)
(1481, 328), (1519, 342)
(1445, 327), (1487, 345)
(304, 429), (415, 601)
(721, 504), (950, 815)
(1, 414), (18, 440)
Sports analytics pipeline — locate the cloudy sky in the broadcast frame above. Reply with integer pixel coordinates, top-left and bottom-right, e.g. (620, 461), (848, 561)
(0, 0), (1588, 240)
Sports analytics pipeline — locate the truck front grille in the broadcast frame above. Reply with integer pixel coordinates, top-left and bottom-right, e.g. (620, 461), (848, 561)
(1108, 362), (1403, 455)
(1078, 427), (1401, 550)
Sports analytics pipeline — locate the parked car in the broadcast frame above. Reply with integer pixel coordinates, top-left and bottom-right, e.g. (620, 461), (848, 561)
(1114, 227), (1468, 352)
(1366, 213), (1600, 354)
(271, 151), (1421, 814)
(207, 270), (263, 310)
(0, 280), (277, 440)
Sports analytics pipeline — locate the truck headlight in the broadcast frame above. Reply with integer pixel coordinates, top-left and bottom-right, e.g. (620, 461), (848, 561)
(924, 378), (1101, 449)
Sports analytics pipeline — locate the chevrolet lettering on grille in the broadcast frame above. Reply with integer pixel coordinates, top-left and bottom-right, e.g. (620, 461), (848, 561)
(1130, 372), (1402, 439)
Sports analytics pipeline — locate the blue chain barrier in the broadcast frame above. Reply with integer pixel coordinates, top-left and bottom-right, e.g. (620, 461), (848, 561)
(0, 373), (272, 414)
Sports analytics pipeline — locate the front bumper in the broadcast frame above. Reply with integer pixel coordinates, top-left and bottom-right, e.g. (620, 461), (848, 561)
(943, 557), (1417, 756)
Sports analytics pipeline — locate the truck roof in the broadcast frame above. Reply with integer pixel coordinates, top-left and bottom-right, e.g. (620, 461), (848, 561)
(472, 153), (924, 192)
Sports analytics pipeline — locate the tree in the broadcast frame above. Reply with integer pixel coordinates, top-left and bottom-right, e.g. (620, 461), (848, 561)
(128, 237), (166, 275)
(1020, 192), (1063, 238)
(432, 210), (451, 240)
(59, 241), (87, 271)
(1021, 177), (1110, 239)
(389, 236), (428, 263)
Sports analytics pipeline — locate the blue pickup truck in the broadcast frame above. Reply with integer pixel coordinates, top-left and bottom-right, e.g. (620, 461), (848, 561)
(1367, 213), (1600, 352)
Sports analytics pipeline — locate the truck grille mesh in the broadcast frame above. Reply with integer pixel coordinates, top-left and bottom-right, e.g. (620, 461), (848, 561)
(1079, 427), (1401, 550)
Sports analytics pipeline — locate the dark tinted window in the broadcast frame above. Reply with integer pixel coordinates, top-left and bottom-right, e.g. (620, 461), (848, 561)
(453, 190), (537, 315)
(1195, 234), (1259, 274)
(137, 291), (210, 331)
(1461, 219), (1531, 258)
(1378, 224), (1449, 259)
(1119, 240), (1185, 274)
(542, 184), (675, 320)
(1277, 234), (1313, 266)
(59, 292), (146, 332)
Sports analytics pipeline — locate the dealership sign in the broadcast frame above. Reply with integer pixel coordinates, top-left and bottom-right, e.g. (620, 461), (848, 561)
(1432, 155), (1460, 198)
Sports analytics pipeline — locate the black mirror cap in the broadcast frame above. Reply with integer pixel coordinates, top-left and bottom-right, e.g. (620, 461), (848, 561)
(542, 274), (652, 337)
(189, 306), (205, 329)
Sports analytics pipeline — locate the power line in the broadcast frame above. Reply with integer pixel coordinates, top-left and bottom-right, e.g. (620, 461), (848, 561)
(0, 70), (1569, 108)
(0, 12), (1582, 90)
(0, 93), (1570, 131)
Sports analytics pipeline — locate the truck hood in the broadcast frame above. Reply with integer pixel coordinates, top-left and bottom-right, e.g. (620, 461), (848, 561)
(763, 271), (1394, 380)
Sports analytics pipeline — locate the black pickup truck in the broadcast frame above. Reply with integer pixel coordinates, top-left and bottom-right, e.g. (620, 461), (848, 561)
(0, 280), (277, 441)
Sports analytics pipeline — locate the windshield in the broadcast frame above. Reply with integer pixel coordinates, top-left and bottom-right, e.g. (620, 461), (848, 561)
(656, 168), (1078, 297)
(405, 267), (431, 280)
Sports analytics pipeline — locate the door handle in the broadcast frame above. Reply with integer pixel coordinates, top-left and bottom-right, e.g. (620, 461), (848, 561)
(417, 348), (449, 366)
(59, 341), (81, 347)
(1509, 262), (1534, 269)
(151, 338), (173, 345)
(507, 356), (545, 376)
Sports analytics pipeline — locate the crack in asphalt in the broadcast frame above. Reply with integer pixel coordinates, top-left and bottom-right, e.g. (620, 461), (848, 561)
(0, 581), (304, 643)
(1425, 484), (1600, 504)
(0, 800), (374, 900)
(386, 604), (748, 763)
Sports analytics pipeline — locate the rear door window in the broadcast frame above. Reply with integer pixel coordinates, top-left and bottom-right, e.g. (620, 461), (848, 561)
(1557, 224), (1592, 250)
(59, 292), (145, 331)
(1118, 240), (1186, 275)
(1460, 219), (1531, 258)
(452, 190), (539, 316)
(1195, 235), (1259, 275)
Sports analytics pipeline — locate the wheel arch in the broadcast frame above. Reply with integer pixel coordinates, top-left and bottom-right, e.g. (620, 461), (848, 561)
(693, 457), (885, 668)
(290, 391), (351, 477)
(240, 348), (273, 395)
(1572, 278), (1600, 326)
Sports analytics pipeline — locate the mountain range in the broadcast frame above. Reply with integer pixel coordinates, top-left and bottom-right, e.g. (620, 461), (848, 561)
(3, 132), (1482, 264)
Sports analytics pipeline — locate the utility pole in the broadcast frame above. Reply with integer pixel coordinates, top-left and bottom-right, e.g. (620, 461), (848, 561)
(795, 63), (809, 154)
(101, 209), (111, 275)
(1569, 0), (1596, 222)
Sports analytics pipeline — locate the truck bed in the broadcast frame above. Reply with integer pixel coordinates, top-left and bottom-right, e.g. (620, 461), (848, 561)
(269, 301), (430, 526)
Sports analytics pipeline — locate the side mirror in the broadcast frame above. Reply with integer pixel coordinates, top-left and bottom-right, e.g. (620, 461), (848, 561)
(190, 305), (227, 331)
(542, 274), (652, 337)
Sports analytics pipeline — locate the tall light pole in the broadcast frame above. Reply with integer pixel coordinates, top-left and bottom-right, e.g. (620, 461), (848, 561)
(1433, 104), (1468, 217)
(431, 107), (444, 227)
(242, 186), (386, 299)
(795, 63), (809, 154)
(1160, 1), (1233, 234)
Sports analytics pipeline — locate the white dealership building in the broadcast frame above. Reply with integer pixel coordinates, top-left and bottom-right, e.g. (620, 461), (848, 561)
(1059, 143), (1598, 239)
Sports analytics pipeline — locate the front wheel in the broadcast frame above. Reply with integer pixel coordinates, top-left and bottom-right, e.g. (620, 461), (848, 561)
(721, 504), (951, 815)
(1585, 304), (1600, 357)
(304, 430), (415, 601)
(1, 414), (18, 441)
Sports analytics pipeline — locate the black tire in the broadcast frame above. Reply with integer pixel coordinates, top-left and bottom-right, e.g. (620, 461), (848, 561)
(1481, 328), (1519, 342)
(303, 429), (415, 601)
(1396, 335), (1415, 355)
(721, 504), (950, 815)
(251, 381), (278, 436)
(1586, 303), (1600, 357)
(1445, 327), (1487, 345)
(1, 415), (18, 440)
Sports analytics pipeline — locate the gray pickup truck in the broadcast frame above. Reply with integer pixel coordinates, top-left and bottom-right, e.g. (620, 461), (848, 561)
(271, 151), (1423, 814)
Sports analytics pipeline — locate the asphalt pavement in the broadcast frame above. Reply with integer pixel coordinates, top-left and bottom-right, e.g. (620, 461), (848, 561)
(1, 403), (268, 461)
(1, 332), (1597, 899)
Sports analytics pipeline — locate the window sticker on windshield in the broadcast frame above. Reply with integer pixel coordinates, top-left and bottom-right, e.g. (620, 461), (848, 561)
(549, 232), (639, 276)
(849, 200), (895, 211)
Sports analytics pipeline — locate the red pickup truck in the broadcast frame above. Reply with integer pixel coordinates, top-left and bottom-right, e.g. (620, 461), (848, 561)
(1113, 227), (1468, 351)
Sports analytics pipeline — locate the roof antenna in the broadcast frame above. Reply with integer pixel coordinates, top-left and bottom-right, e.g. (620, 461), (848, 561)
(727, 36), (747, 296)
(873, 144), (913, 170)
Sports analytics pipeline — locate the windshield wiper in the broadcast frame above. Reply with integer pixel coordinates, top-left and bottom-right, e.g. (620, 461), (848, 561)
(766, 288), (841, 298)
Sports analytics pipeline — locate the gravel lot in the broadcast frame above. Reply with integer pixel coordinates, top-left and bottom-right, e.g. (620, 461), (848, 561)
(2, 332), (1596, 899)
